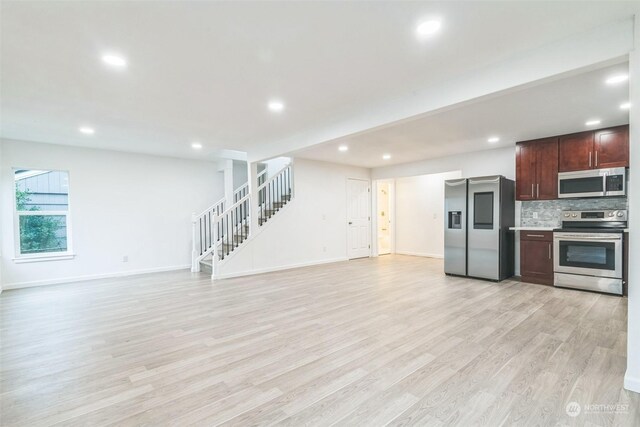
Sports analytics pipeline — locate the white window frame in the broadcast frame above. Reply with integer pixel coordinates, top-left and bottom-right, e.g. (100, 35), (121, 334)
(12, 168), (75, 263)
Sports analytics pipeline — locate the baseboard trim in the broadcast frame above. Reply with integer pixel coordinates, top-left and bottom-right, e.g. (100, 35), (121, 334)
(624, 372), (640, 394)
(394, 251), (444, 259)
(215, 257), (349, 280)
(3, 264), (191, 290)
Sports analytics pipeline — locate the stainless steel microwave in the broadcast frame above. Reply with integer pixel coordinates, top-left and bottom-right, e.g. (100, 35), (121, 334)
(558, 167), (626, 198)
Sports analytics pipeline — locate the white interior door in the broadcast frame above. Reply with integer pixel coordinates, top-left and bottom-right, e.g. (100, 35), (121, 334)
(347, 178), (371, 259)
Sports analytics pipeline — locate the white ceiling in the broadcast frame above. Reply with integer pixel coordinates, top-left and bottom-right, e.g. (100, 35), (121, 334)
(0, 1), (637, 161)
(293, 62), (630, 168)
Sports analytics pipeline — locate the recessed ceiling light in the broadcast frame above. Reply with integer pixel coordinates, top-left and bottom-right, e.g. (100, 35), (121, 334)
(191, 142), (203, 149)
(338, 145), (348, 152)
(620, 102), (631, 110)
(78, 126), (95, 135)
(585, 119), (601, 126)
(605, 74), (628, 85)
(487, 136), (500, 143)
(382, 154), (391, 160)
(268, 100), (285, 113)
(416, 19), (442, 38)
(101, 53), (127, 68)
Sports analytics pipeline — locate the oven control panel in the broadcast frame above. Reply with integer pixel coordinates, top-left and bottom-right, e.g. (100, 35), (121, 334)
(562, 210), (627, 222)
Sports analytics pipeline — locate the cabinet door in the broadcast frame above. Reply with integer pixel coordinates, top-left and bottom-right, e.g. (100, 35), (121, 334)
(594, 125), (629, 168)
(520, 239), (553, 285)
(535, 138), (558, 200)
(558, 131), (594, 172)
(516, 143), (536, 201)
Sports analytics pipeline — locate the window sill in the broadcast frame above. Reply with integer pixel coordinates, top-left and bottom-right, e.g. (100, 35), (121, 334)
(13, 253), (76, 264)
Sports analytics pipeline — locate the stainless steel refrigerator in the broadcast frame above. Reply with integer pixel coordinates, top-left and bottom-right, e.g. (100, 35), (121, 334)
(444, 175), (515, 281)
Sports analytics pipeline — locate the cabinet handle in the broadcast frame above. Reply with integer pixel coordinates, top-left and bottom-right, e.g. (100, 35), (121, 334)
(531, 184), (534, 198)
(537, 184), (539, 198)
(526, 234), (545, 238)
(595, 151), (598, 167)
(548, 243), (552, 260)
(589, 152), (592, 167)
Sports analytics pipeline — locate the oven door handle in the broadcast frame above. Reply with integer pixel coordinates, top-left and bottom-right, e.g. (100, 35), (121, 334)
(555, 235), (622, 241)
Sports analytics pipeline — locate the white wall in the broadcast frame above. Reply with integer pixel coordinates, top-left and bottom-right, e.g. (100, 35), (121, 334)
(0, 139), (224, 289)
(216, 158), (370, 278)
(394, 171), (462, 258)
(625, 13), (639, 395)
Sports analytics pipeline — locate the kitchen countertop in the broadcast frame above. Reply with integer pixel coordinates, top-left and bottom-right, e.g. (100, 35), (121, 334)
(509, 226), (556, 231)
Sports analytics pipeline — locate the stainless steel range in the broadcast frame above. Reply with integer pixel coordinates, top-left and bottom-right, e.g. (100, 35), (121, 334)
(553, 209), (627, 295)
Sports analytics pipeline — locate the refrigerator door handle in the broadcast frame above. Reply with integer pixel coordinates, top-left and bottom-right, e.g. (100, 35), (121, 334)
(470, 177), (501, 184)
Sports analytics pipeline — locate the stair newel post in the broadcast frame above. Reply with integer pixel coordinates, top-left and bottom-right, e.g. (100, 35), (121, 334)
(212, 212), (219, 279)
(191, 212), (199, 273)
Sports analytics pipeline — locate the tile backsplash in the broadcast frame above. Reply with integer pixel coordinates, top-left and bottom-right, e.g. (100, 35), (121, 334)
(520, 197), (629, 227)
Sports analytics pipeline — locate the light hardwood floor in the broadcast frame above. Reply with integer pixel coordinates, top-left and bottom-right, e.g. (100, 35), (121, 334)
(1, 255), (638, 426)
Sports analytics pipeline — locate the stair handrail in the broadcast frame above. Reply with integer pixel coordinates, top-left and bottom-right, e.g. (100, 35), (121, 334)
(194, 196), (225, 220)
(193, 211), (218, 263)
(234, 182), (248, 195)
(214, 193), (251, 261)
(257, 163), (291, 191)
(193, 193), (250, 268)
(233, 182), (249, 204)
(191, 164), (293, 274)
(215, 193), (250, 219)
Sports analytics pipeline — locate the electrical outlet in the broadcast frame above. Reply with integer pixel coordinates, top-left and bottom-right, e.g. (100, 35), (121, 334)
(123, 255), (129, 263)
(532, 212), (539, 219)
(323, 246), (327, 252)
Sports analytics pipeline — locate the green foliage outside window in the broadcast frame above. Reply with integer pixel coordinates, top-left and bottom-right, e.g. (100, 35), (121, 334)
(16, 187), (67, 254)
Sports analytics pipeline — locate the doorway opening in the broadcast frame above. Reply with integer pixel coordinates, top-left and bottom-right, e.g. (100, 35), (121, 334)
(376, 180), (394, 256)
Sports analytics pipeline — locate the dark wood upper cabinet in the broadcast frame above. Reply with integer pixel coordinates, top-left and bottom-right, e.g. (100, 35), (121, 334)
(558, 125), (629, 172)
(515, 138), (558, 201)
(558, 131), (594, 172)
(516, 125), (628, 201)
(515, 143), (536, 200)
(594, 125), (629, 169)
(535, 138), (558, 200)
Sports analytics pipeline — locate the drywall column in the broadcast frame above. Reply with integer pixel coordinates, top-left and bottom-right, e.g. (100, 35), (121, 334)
(625, 13), (640, 394)
(247, 161), (259, 237)
(218, 159), (234, 204)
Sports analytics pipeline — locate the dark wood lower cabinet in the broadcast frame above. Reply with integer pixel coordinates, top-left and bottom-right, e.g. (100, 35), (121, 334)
(520, 231), (554, 286)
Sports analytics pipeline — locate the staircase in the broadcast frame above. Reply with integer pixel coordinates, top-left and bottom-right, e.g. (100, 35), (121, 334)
(191, 163), (293, 277)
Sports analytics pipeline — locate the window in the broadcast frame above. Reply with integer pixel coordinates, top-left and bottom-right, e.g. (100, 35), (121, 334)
(14, 169), (73, 260)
